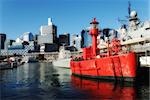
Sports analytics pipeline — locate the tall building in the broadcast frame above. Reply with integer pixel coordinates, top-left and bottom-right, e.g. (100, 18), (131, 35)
(23, 32), (33, 42)
(81, 29), (92, 48)
(59, 33), (70, 46)
(33, 34), (40, 52)
(71, 34), (82, 50)
(38, 34), (53, 44)
(0, 33), (6, 49)
(39, 18), (57, 43)
(71, 34), (76, 46)
(40, 43), (58, 52)
(37, 18), (58, 52)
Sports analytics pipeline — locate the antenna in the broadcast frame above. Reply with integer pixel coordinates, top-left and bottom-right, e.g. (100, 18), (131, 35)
(117, 1), (131, 25)
(117, 17), (127, 25)
(128, 1), (131, 17)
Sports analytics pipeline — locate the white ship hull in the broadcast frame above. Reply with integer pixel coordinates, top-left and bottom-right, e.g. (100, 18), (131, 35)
(52, 58), (71, 68)
(140, 56), (150, 67)
(22, 56), (38, 63)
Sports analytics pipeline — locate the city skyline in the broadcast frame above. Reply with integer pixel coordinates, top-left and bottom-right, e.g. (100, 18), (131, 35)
(0, 0), (149, 40)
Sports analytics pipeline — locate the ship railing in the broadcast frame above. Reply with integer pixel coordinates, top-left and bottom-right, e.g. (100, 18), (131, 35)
(131, 43), (150, 53)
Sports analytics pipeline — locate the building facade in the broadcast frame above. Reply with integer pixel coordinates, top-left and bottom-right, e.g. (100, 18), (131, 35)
(23, 32), (34, 42)
(39, 18), (57, 44)
(38, 34), (53, 44)
(81, 29), (92, 48)
(0, 33), (6, 49)
(37, 18), (59, 52)
(71, 34), (82, 50)
(59, 33), (70, 46)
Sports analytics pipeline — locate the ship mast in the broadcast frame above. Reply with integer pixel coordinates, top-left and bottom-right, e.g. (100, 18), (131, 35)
(89, 18), (99, 57)
(128, 1), (131, 18)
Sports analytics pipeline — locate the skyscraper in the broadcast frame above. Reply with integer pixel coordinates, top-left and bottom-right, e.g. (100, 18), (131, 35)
(38, 18), (58, 52)
(59, 33), (70, 46)
(23, 32), (33, 42)
(0, 33), (6, 49)
(81, 29), (92, 48)
(71, 34), (82, 50)
(39, 18), (57, 44)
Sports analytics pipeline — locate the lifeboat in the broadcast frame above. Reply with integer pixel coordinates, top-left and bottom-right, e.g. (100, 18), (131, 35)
(70, 18), (137, 82)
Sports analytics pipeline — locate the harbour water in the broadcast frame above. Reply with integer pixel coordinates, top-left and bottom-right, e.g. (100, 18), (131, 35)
(0, 62), (149, 100)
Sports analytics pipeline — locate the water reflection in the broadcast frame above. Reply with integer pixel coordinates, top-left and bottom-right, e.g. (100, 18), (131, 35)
(0, 62), (72, 100)
(1, 63), (149, 100)
(71, 76), (136, 100)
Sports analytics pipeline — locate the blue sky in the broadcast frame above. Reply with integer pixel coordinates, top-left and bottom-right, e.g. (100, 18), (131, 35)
(0, 0), (149, 40)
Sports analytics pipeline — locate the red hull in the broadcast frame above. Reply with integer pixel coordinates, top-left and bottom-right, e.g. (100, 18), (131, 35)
(71, 52), (137, 81)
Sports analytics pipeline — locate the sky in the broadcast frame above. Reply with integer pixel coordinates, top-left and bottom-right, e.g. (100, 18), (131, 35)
(0, 0), (149, 40)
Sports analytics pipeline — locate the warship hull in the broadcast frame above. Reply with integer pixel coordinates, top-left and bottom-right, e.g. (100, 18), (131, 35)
(71, 52), (137, 82)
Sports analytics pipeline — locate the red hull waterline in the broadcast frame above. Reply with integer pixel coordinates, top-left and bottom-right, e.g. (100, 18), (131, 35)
(71, 52), (137, 82)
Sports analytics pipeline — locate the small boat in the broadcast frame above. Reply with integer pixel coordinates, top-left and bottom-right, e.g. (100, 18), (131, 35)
(9, 57), (18, 68)
(0, 61), (11, 70)
(52, 46), (71, 68)
(0, 57), (22, 70)
(22, 56), (38, 63)
(70, 18), (137, 82)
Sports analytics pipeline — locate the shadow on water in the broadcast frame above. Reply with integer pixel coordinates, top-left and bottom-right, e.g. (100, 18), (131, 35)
(0, 63), (149, 100)
(135, 67), (150, 99)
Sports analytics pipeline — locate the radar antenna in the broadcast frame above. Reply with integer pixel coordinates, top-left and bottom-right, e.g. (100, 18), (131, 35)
(117, 18), (127, 25)
(128, 1), (131, 17)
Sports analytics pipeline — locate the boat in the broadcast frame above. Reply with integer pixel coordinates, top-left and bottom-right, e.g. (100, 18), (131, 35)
(0, 61), (11, 70)
(98, 2), (150, 67)
(117, 3), (150, 67)
(22, 56), (38, 63)
(52, 46), (71, 68)
(0, 56), (23, 70)
(70, 18), (137, 82)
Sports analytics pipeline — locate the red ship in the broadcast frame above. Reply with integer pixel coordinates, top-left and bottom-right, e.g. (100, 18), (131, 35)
(70, 18), (137, 82)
